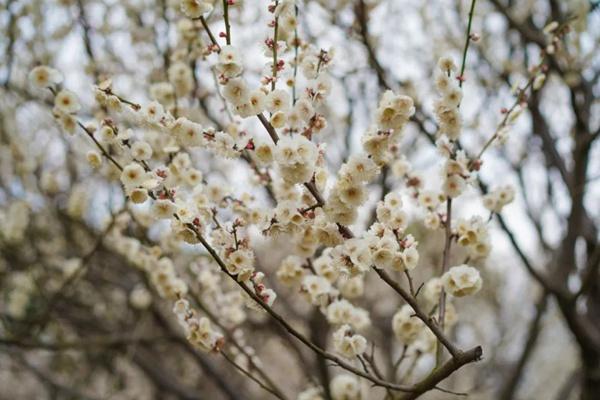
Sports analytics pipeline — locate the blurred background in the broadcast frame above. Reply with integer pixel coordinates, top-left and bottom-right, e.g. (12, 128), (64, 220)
(0, 0), (599, 399)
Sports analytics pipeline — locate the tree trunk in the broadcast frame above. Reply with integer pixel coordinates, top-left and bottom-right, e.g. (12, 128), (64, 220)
(581, 355), (600, 400)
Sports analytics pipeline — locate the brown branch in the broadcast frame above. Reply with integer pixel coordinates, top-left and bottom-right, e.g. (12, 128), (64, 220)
(220, 350), (285, 400)
(30, 213), (121, 333)
(257, 113), (281, 143)
(150, 304), (243, 400)
(490, 198), (562, 295)
(528, 93), (571, 191)
(374, 268), (461, 358)
(436, 198), (453, 364)
(575, 245), (600, 300)
(553, 369), (581, 400)
(488, 0), (547, 50)
(187, 291), (288, 399)
(222, 0), (231, 44)
(133, 348), (209, 400)
(310, 310), (333, 400)
(77, 121), (124, 171)
(14, 354), (102, 400)
(498, 291), (549, 400)
(354, 0), (393, 90)
(198, 16), (221, 50)
(397, 346), (483, 400)
(76, 0), (102, 81)
(2, 0), (17, 87)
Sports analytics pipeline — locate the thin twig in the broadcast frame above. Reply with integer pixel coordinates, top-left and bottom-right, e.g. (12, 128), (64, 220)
(222, 0), (231, 45)
(220, 350), (285, 400)
(199, 16), (221, 51)
(436, 198), (453, 365)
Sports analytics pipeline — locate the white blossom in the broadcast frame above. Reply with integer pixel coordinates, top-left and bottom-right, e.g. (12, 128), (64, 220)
(28, 65), (63, 88)
(392, 304), (423, 344)
(120, 163), (147, 190)
(442, 264), (482, 297)
(330, 375), (361, 400)
(180, 0), (212, 18)
(332, 324), (367, 358)
(54, 90), (81, 114)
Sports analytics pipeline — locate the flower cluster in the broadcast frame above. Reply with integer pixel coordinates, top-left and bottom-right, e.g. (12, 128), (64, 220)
(371, 194), (420, 271)
(326, 299), (370, 330)
(5, 272), (35, 319)
(0, 201), (30, 244)
(392, 303), (456, 352)
(274, 135), (319, 184)
(330, 374), (363, 400)
(434, 57), (463, 140)
(107, 222), (189, 300)
(297, 386), (324, 400)
(483, 184), (515, 213)
(276, 255), (305, 285)
(325, 153), (379, 225)
(180, 0), (212, 19)
(442, 264), (483, 297)
(209, 221), (278, 308)
(456, 216), (491, 259)
(391, 305), (424, 345)
(364, 90), (415, 164)
(28, 66), (80, 133)
(173, 298), (224, 352)
(332, 324), (367, 358)
(440, 147), (472, 198)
